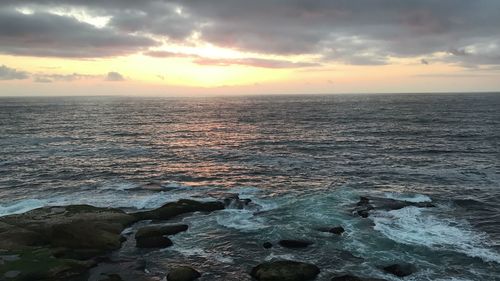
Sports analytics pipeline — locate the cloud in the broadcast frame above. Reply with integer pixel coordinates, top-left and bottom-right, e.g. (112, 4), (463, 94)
(144, 50), (319, 68)
(0, 65), (30, 80)
(0, 1), (499, 67)
(33, 73), (99, 83)
(193, 57), (320, 68)
(106, 71), (125, 81)
(0, 9), (157, 58)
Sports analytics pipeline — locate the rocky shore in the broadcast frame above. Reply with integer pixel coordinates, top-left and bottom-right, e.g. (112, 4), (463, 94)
(0, 196), (429, 281)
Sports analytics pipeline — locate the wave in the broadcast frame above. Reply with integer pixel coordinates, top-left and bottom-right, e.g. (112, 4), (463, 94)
(372, 206), (500, 264)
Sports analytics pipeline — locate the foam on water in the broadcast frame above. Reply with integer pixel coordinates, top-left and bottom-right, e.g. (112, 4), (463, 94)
(0, 189), (199, 217)
(372, 206), (500, 264)
(216, 209), (267, 231)
(0, 199), (45, 216)
(172, 246), (234, 264)
(384, 192), (432, 203)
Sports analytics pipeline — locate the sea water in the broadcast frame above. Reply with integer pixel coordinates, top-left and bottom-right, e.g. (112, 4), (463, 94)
(0, 93), (499, 280)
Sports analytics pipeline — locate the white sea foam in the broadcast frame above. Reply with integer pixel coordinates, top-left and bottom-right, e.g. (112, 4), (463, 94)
(216, 209), (267, 231)
(264, 253), (297, 261)
(0, 189), (198, 217)
(172, 247), (234, 264)
(384, 192), (432, 203)
(372, 206), (500, 264)
(0, 199), (45, 216)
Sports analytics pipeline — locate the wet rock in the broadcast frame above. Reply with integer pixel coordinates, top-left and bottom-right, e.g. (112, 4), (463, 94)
(318, 226), (345, 235)
(0, 248), (94, 281)
(0, 205), (135, 253)
(357, 210), (370, 218)
(223, 194), (255, 209)
(331, 275), (387, 281)
(136, 224), (188, 238)
(353, 196), (434, 218)
(135, 224), (187, 249)
(279, 240), (313, 249)
(263, 242), (273, 249)
(331, 275), (363, 281)
(135, 199), (224, 221)
(0, 200), (222, 280)
(136, 235), (173, 248)
(382, 263), (416, 277)
(167, 266), (201, 281)
(251, 260), (320, 281)
(98, 273), (123, 281)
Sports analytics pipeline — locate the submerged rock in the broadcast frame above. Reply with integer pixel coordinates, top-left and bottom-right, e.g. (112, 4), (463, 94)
(318, 226), (345, 235)
(331, 275), (387, 281)
(382, 263), (416, 277)
(251, 260), (320, 281)
(263, 242), (273, 249)
(167, 266), (201, 281)
(279, 240), (313, 249)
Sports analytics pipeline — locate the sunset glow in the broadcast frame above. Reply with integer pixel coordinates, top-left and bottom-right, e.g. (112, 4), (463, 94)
(1, 1), (499, 95)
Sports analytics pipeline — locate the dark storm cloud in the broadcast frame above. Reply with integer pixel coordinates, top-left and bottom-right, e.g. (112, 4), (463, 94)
(0, 65), (30, 80)
(0, 1), (499, 66)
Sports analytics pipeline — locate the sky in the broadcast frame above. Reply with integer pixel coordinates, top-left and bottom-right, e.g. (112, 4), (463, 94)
(0, 0), (499, 96)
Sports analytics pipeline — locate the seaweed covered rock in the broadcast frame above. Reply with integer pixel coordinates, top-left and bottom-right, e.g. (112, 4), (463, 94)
(251, 260), (320, 281)
(0, 248), (94, 281)
(135, 199), (224, 221)
(167, 266), (201, 281)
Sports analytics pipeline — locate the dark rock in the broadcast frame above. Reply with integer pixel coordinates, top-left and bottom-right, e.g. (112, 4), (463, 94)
(331, 275), (388, 281)
(223, 194), (254, 209)
(136, 224), (188, 238)
(354, 196), (434, 218)
(0, 200), (222, 280)
(317, 226), (345, 235)
(135, 199), (224, 221)
(358, 196), (370, 205)
(279, 240), (313, 249)
(136, 235), (173, 248)
(357, 210), (370, 218)
(263, 242), (273, 249)
(0, 248), (94, 281)
(251, 260), (320, 281)
(382, 263), (416, 277)
(98, 273), (123, 281)
(0, 205), (135, 253)
(167, 266), (201, 281)
(329, 226), (345, 235)
(331, 275), (363, 281)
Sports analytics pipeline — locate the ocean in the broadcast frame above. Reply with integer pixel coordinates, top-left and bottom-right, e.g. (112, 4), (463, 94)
(0, 93), (499, 280)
